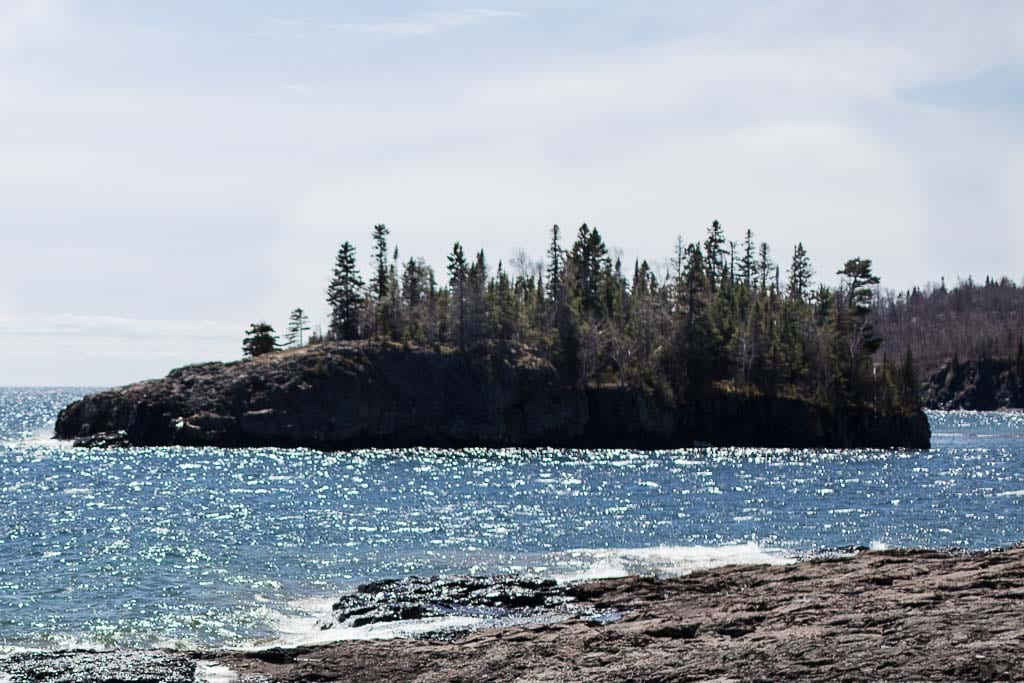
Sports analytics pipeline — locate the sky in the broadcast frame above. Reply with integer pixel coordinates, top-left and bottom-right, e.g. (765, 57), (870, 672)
(1, 0), (1022, 386)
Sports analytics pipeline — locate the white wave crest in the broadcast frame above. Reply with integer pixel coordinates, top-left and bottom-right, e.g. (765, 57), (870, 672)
(240, 594), (485, 651)
(550, 542), (796, 582)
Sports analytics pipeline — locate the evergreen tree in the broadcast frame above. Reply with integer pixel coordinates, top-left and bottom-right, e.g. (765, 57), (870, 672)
(369, 224), (390, 302)
(836, 258), (883, 396)
(285, 308), (310, 347)
(492, 261), (516, 341)
(704, 220), (727, 288)
(898, 347), (920, 411)
(757, 242), (773, 291)
(447, 242), (470, 348)
(787, 242), (813, 302)
(242, 322), (278, 357)
(545, 224), (564, 303)
(467, 249), (490, 342)
(568, 224), (611, 316)
(740, 229), (756, 287)
(314, 220), (918, 420)
(326, 241), (364, 340)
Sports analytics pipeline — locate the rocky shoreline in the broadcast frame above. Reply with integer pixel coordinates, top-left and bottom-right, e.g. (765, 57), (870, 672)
(3, 546), (1022, 681)
(54, 341), (931, 450)
(924, 356), (1024, 410)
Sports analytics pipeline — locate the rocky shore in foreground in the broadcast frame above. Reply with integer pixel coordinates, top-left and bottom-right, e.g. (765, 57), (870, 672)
(54, 341), (931, 450)
(4, 546), (1022, 681)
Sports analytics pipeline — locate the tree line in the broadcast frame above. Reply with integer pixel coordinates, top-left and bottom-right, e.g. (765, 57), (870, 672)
(874, 276), (1024, 372)
(243, 221), (924, 414)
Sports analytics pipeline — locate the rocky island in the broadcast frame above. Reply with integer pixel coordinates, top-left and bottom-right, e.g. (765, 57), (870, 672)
(55, 341), (930, 450)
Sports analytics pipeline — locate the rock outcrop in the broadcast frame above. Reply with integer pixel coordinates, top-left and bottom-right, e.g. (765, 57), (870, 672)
(211, 545), (1024, 682)
(923, 356), (1024, 410)
(5, 547), (1022, 681)
(55, 341), (931, 449)
(328, 575), (593, 630)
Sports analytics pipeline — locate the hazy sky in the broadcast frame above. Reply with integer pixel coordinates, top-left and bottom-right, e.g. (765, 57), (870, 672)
(1, 1), (1022, 386)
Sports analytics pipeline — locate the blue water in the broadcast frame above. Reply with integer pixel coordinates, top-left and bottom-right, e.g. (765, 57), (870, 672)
(0, 387), (1022, 650)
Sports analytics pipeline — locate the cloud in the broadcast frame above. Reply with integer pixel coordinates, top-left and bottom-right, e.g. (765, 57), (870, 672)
(327, 8), (525, 37)
(0, 314), (240, 340)
(0, 315), (244, 385)
(0, 0), (71, 52)
(1, 1), (1022, 385)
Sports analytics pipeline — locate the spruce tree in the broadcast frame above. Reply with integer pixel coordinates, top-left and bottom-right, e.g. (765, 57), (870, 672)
(787, 242), (813, 302)
(757, 242), (773, 291)
(326, 241), (364, 340)
(568, 224), (610, 316)
(369, 224), (390, 301)
(545, 225), (564, 303)
(704, 220), (727, 288)
(740, 229), (756, 287)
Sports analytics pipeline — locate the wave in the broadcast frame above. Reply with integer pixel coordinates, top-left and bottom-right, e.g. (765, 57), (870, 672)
(548, 542), (797, 582)
(238, 542), (797, 650)
(244, 594), (486, 650)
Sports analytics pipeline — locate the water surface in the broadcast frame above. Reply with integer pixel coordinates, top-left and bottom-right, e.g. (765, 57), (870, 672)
(0, 388), (1021, 649)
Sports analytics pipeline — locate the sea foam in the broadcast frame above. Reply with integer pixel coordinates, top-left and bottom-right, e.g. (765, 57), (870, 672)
(550, 542), (796, 582)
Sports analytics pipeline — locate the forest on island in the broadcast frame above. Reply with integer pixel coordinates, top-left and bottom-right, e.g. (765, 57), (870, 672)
(244, 221), (926, 416)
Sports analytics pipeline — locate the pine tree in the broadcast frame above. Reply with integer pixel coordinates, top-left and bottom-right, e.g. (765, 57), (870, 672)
(242, 322), (278, 357)
(285, 308), (310, 347)
(326, 241), (364, 340)
(836, 258), (883, 397)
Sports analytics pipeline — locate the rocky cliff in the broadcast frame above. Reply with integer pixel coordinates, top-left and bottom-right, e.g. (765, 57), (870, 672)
(923, 357), (1024, 410)
(55, 342), (931, 449)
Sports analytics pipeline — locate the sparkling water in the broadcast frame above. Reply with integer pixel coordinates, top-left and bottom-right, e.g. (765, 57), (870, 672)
(0, 387), (1021, 650)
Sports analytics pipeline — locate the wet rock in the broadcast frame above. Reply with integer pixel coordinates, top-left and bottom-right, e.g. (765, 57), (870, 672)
(0, 650), (194, 683)
(72, 430), (130, 448)
(331, 574), (579, 628)
(208, 545), (1024, 682)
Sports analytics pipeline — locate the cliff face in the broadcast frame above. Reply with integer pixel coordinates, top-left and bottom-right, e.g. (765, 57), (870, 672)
(923, 357), (1024, 410)
(55, 342), (930, 449)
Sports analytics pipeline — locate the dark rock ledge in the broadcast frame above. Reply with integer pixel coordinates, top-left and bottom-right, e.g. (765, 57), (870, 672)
(4, 546), (1022, 682)
(55, 341), (931, 450)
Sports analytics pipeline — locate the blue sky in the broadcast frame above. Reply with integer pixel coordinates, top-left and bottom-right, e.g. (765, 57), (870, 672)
(1, 0), (1022, 385)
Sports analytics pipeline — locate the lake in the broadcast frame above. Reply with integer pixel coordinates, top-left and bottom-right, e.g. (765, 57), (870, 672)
(0, 387), (1021, 650)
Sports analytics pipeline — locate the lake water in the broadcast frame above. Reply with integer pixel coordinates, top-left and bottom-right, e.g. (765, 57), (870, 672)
(0, 387), (1022, 650)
